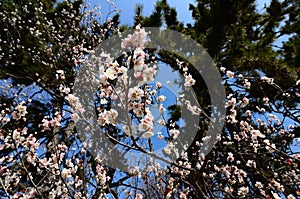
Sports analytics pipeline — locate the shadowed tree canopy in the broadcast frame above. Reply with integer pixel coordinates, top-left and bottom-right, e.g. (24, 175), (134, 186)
(132, 0), (300, 198)
(0, 0), (299, 198)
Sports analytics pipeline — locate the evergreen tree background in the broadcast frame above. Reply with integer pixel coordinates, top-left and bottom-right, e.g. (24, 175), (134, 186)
(0, 0), (299, 198)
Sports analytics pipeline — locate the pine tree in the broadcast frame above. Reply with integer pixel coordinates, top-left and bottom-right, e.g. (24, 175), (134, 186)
(131, 0), (300, 198)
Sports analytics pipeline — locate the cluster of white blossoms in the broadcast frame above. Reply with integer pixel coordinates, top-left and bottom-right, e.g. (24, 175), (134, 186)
(122, 28), (158, 85)
(213, 67), (299, 198)
(98, 109), (118, 126)
(138, 111), (154, 138)
(0, 0), (120, 198)
(111, 60), (299, 198)
(176, 59), (196, 89)
(0, 0), (299, 196)
(68, 25), (211, 199)
(65, 94), (84, 114)
(121, 24), (148, 49)
(76, 24), (200, 148)
(11, 102), (28, 121)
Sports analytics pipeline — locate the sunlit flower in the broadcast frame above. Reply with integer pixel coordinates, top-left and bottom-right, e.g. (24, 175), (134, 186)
(170, 129), (180, 139)
(156, 81), (162, 89)
(184, 74), (196, 88)
(241, 97), (249, 107)
(246, 160), (256, 168)
(220, 67), (226, 73)
(238, 186), (249, 196)
(250, 130), (266, 138)
(287, 194), (296, 199)
(261, 76), (274, 84)
(61, 168), (72, 179)
(243, 79), (251, 89)
(271, 191), (281, 199)
(105, 67), (117, 80)
(157, 95), (166, 103)
(227, 152), (234, 162)
(123, 125), (137, 136)
(255, 181), (263, 189)
(141, 131), (154, 138)
(135, 193), (143, 199)
(226, 70), (234, 78)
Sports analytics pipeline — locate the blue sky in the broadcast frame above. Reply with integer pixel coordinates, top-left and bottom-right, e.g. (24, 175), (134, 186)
(114, 0), (195, 25)
(98, 0), (271, 25)
(100, 0), (289, 47)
